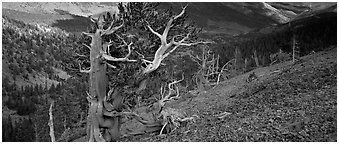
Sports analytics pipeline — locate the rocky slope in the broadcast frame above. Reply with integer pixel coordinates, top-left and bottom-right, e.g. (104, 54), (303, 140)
(120, 46), (337, 142)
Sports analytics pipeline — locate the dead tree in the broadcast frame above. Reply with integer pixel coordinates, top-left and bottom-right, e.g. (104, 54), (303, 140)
(81, 13), (136, 142)
(157, 74), (185, 109)
(140, 6), (210, 74)
(131, 5), (206, 133)
(125, 74), (198, 135)
(80, 5), (207, 141)
(156, 74), (196, 134)
(189, 45), (220, 91)
(253, 49), (260, 67)
(48, 100), (55, 142)
(216, 58), (235, 86)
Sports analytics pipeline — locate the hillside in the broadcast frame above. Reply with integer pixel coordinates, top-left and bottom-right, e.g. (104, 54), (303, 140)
(2, 2), (336, 142)
(4, 2), (334, 37)
(2, 15), (89, 142)
(2, 16), (78, 86)
(120, 46), (337, 142)
(211, 4), (336, 71)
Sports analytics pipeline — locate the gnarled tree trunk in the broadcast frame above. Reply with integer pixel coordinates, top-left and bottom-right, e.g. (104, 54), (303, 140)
(80, 4), (209, 141)
(85, 29), (111, 142)
(81, 14), (130, 142)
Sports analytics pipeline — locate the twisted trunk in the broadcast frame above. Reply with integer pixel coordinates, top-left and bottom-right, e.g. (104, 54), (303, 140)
(85, 28), (124, 141)
(81, 5), (208, 141)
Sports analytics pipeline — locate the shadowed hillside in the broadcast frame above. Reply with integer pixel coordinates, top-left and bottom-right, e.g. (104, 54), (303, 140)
(4, 2), (334, 37)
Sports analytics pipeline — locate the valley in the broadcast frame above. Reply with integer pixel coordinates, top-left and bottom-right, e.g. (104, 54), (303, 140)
(2, 2), (336, 142)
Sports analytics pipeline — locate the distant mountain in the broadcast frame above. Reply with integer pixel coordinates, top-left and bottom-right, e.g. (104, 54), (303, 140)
(2, 2), (119, 17)
(2, 2), (336, 37)
(2, 2), (119, 35)
(255, 3), (337, 35)
(161, 2), (297, 37)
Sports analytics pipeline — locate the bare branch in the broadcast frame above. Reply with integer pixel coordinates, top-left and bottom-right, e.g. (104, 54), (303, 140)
(174, 5), (188, 20)
(102, 21), (124, 36)
(172, 32), (213, 46)
(163, 40), (211, 60)
(187, 51), (202, 66)
(116, 34), (127, 44)
(134, 50), (145, 59)
(80, 69), (91, 73)
(160, 85), (165, 100)
(142, 59), (153, 64)
(103, 39), (114, 53)
(158, 74), (184, 107)
(74, 53), (87, 57)
(195, 55), (202, 62)
(82, 32), (95, 38)
(82, 43), (91, 50)
(168, 74), (184, 90)
(115, 34), (128, 49)
(175, 85), (180, 97)
(102, 54), (137, 62)
(142, 6), (211, 75)
(162, 6), (186, 42)
(162, 45), (179, 60)
(146, 23), (162, 40)
(125, 42), (136, 61)
(179, 115), (198, 122)
(102, 42), (137, 62)
(221, 58), (235, 71)
(160, 122), (168, 135)
(79, 63), (91, 73)
(105, 62), (117, 69)
(216, 58), (235, 86)
(143, 9), (187, 74)
(89, 15), (97, 23)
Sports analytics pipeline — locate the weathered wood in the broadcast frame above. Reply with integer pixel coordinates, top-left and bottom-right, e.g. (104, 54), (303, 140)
(142, 6), (211, 74)
(48, 100), (55, 142)
(84, 13), (125, 142)
(253, 50), (260, 67)
(81, 5), (207, 141)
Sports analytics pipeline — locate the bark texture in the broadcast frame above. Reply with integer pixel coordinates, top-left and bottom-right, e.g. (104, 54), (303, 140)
(83, 15), (126, 142)
(48, 100), (55, 142)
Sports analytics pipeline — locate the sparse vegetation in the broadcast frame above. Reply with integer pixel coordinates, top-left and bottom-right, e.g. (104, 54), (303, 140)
(120, 47), (336, 142)
(2, 2), (336, 142)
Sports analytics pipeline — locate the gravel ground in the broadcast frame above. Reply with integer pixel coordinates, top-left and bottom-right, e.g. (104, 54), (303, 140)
(121, 48), (337, 142)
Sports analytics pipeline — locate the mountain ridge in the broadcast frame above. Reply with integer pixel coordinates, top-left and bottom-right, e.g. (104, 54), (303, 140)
(4, 2), (335, 37)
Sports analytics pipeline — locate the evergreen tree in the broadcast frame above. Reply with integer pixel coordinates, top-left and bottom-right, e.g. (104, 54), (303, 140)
(49, 83), (56, 94)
